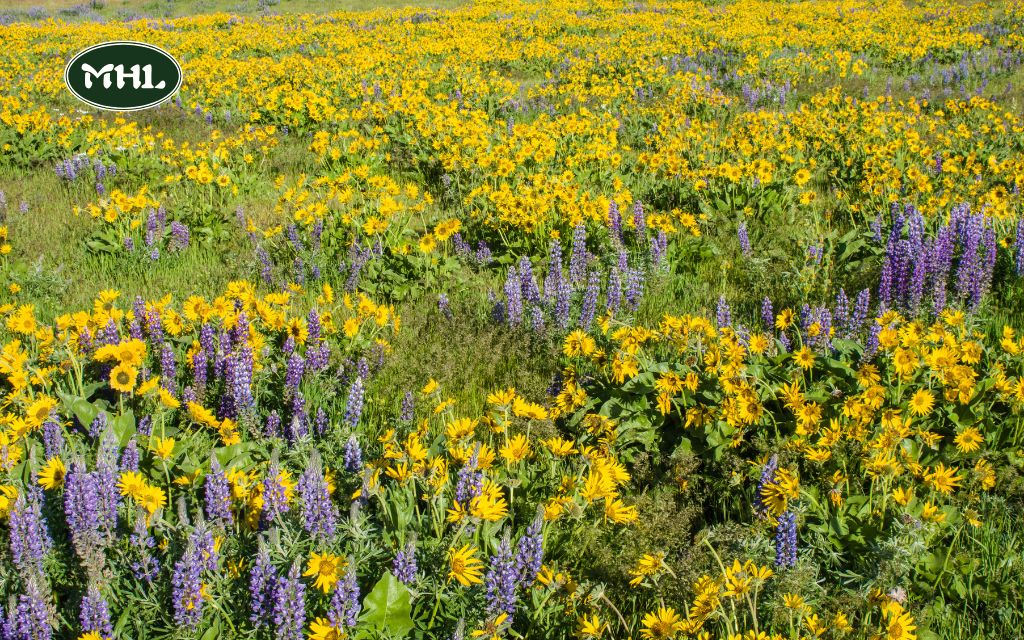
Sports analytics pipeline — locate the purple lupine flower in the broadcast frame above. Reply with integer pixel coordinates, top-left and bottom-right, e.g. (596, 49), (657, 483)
(344, 377), (364, 429)
(119, 438), (139, 472)
(205, 456), (233, 526)
(344, 436), (362, 473)
(774, 511), (797, 568)
(530, 305), (545, 332)
(250, 546), (275, 627)
(192, 526), (219, 573)
(833, 289), (850, 338)
(64, 462), (103, 556)
(231, 346), (255, 411)
(752, 454), (779, 518)
(632, 200), (646, 240)
(137, 415), (152, 437)
(314, 407), (329, 436)
(261, 463), (290, 529)
(257, 246), (274, 285)
(606, 267), (622, 313)
(514, 513), (544, 586)
(129, 513), (159, 582)
(124, 236), (136, 252)
(625, 267), (644, 312)
(475, 241), (492, 265)
(862, 323), (882, 361)
(169, 221), (190, 252)
(393, 541), (417, 585)
(519, 257), (541, 305)
(503, 266), (523, 326)
(608, 200), (622, 243)
(9, 578), (51, 640)
(438, 293), (453, 320)
(650, 230), (668, 268)
(95, 435), (120, 531)
(543, 240), (563, 303)
(454, 448), (484, 504)
(738, 221), (752, 256)
(1015, 218), (1024, 276)
(8, 487), (52, 574)
(399, 392), (414, 423)
(79, 586), (112, 638)
(160, 343), (177, 393)
(272, 562), (306, 640)
(554, 277), (571, 330)
(485, 536), (519, 619)
(716, 295), (732, 328)
(761, 297), (774, 330)
(288, 395), (308, 442)
(569, 224), (587, 284)
(579, 269), (600, 330)
(42, 418), (63, 459)
(88, 412), (107, 439)
(328, 566), (360, 631)
(850, 289), (870, 336)
(284, 352), (304, 396)
(172, 545), (205, 629)
(296, 456), (338, 541)
(265, 411), (282, 439)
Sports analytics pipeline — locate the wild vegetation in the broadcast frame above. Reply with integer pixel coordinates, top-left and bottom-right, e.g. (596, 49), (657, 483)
(1, 1), (1024, 639)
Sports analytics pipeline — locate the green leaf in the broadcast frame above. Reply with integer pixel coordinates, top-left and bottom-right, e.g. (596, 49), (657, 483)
(360, 571), (413, 638)
(57, 392), (100, 428)
(110, 410), (136, 447)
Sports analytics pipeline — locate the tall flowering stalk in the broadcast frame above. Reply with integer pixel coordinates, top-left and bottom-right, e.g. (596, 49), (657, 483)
(328, 565), (360, 632)
(204, 455), (233, 526)
(296, 453), (338, 541)
(8, 487), (52, 576)
(272, 561), (306, 640)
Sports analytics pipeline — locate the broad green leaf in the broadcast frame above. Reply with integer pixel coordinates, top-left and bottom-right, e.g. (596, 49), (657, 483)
(360, 571), (413, 638)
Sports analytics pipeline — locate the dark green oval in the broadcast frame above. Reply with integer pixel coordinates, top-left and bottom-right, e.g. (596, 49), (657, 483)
(64, 41), (182, 111)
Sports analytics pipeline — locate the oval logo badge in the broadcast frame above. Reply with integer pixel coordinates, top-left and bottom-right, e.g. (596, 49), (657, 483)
(64, 41), (182, 111)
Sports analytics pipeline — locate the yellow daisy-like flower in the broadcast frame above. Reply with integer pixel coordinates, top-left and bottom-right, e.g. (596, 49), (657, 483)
(37, 457), (66, 490)
(304, 552), (346, 593)
(640, 607), (683, 639)
(448, 544), (484, 586)
(908, 389), (934, 416)
(954, 427), (984, 454)
(309, 618), (345, 640)
(793, 346), (815, 370)
(109, 362), (139, 393)
(151, 436), (176, 460)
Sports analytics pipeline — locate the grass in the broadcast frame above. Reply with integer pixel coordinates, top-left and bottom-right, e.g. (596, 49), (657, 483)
(1, 0), (467, 22)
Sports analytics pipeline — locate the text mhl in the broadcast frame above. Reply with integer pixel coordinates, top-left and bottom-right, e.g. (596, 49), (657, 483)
(81, 63), (167, 90)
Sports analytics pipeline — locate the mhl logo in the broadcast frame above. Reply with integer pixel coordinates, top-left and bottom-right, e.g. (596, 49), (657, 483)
(64, 41), (182, 111)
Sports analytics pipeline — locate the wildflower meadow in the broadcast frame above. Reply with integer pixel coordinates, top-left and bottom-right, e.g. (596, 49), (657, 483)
(1, 0), (1024, 638)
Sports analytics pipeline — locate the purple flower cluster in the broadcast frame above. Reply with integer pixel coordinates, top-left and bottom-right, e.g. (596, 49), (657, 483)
(775, 510), (798, 568)
(204, 456), (234, 526)
(79, 586), (113, 639)
(260, 463), (290, 529)
(172, 543), (206, 630)
(250, 546), (276, 627)
(328, 566), (360, 631)
(485, 537), (519, 619)
(8, 487), (52, 575)
(3, 578), (51, 640)
(344, 435), (363, 473)
(272, 562), (306, 640)
(878, 202), (999, 315)
(296, 457), (338, 541)
(344, 376), (364, 428)
(393, 541), (417, 585)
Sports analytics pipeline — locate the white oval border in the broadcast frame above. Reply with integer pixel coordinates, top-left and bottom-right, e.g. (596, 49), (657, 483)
(63, 40), (183, 112)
